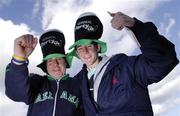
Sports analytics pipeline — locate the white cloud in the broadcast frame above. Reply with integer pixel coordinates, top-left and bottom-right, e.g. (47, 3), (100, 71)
(0, 18), (29, 57)
(0, 18), (32, 62)
(159, 16), (176, 38)
(150, 75), (180, 103)
(165, 18), (175, 35)
(32, 0), (41, 19)
(105, 28), (139, 56)
(149, 64), (180, 115)
(153, 97), (180, 116)
(0, 92), (28, 116)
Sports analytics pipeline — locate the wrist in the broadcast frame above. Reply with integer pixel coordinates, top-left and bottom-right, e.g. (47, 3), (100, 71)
(13, 54), (27, 61)
(12, 57), (29, 65)
(126, 18), (135, 28)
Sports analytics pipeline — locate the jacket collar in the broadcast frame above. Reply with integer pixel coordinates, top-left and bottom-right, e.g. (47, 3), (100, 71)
(47, 74), (69, 81)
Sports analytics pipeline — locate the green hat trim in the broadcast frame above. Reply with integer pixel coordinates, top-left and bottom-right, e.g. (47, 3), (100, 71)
(47, 74), (69, 80)
(68, 39), (107, 58)
(43, 53), (72, 67)
(43, 53), (65, 61)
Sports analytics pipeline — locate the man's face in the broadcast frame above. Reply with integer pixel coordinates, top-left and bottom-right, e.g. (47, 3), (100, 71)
(47, 58), (66, 79)
(76, 44), (100, 69)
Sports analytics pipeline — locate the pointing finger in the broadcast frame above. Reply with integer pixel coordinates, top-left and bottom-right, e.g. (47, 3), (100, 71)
(107, 11), (115, 17)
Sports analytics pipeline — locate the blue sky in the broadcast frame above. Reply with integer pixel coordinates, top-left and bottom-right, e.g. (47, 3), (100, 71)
(149, 0), (180, 54)
(0, 0), (43, 32)
(0, 0), (179, 116)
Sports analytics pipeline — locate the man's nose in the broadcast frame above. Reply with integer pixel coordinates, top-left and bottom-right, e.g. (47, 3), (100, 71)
(53, 60), (59, 66)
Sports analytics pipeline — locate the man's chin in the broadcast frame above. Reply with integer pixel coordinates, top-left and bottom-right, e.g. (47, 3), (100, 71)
(52, 74), (63, 79)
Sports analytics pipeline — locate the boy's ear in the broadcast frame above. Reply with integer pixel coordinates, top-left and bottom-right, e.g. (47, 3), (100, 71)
(76, 50), (79, 56)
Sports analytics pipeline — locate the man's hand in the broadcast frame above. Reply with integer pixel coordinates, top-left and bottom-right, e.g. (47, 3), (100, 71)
(108, 11), (135, 30)
(14, 34), (37, 59)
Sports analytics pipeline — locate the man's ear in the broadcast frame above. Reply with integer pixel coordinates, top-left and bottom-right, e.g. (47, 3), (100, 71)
(97, 44), (101, 52)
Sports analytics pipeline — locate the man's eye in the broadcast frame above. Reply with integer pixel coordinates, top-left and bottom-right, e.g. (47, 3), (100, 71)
(57, 59), (63, 63)
(47, 62), (53, 65)
(47, 60), (52, 63)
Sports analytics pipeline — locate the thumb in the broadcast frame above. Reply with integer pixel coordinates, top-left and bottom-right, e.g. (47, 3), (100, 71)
(107, 11), (115, 17)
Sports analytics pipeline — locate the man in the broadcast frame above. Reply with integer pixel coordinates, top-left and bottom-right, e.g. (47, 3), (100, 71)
(68, 12), (179, 116)
(5, 29), (83, 116)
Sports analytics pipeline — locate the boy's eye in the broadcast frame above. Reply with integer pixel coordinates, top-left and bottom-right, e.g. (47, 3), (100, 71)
(87, 44), (93, 48)
(77, 47), (83, 51)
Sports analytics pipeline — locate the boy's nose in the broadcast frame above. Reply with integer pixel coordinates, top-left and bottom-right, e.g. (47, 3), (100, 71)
(84, 47), (89, 53)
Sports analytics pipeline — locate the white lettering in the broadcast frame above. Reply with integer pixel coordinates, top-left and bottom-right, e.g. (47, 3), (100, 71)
(41, 38), (62, 48)
(75, 24), (97, 31)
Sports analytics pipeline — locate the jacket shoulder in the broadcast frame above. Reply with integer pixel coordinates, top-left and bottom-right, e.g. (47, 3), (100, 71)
(109, 53), (129, 65)
(74, 69), (85, 80)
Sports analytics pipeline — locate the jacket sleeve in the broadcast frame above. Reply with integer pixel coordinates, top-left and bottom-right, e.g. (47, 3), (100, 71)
(128, 18), (179, 86)
(5, 61), (30, 104)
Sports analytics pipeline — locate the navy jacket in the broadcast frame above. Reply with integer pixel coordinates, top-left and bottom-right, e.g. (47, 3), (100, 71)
(5, 62), (84, 116)
(75, 19), (179, 116)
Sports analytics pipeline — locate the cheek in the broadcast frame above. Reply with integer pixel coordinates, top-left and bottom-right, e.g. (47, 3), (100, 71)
(59, 62), (66, 70)
(90, 51), (98, 58)
(46, 65), (53, 73)
(76, 51), (83, 58)
(78, 54), (84, 59)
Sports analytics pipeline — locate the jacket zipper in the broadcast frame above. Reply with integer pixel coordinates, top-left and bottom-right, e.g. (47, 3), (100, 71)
(52, 80), (60, 116)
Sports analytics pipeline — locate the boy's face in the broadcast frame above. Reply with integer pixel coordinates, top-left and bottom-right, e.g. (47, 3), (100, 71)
(46, 58), (66, 79)
(76, 44), (100, 69)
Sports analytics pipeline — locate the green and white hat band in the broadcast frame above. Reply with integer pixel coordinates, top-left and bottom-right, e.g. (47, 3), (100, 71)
(43, 53), (66, 61)
(68, 39), (107, 58)
(69, 39), (107, 53)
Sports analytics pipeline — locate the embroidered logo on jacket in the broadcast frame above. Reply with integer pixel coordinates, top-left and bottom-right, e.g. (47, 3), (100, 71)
(34, 91), (53, 103)
(60, 90), (79, 108)
(34, 91), (79, 108)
